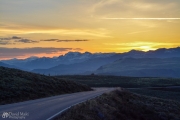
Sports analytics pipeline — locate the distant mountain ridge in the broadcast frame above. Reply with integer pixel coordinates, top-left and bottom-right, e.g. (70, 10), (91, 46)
(120, 47), (180, 58)
(32, 54), (121, 75)
(95, 57), (180, 78)
(0, 61), (21, 69)
(1, 52), (116, 70)
(1, 47), (180, 77)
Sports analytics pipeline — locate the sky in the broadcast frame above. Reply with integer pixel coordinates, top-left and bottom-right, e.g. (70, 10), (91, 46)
(0, 0), (180, 60)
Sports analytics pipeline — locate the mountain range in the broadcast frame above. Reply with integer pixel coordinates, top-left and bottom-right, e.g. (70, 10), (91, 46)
(32, 55), (120, 75)
(0, 61), (21, 69)
(1, 52), (116, 70)
(1, 47), (180, 78)
(95, 57), (180, 78)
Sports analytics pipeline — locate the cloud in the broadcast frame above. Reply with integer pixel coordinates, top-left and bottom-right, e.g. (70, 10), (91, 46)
(0, 47), (72, 54)
(92, 0), (180, 19)
(101, 18), (180, 20)
(0, 36), (89, 45)
(0, 36), (38, 45)
(0, 41), (9, 45)
(40, 39), (59, 42)
(11, 36), (22, 39)
(0, 37), (11, 40)
(0, 47), (80, 59)
(0, 36), (22, 40)
(0, 23), (112, 38)
(16, 39), (38, 43)
(41, 39), (89, 42)
(0, 37), (14, 45)
(57, 39), (89, 42)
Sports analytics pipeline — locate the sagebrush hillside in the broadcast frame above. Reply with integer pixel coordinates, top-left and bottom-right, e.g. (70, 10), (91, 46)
(57, 75), (180, 88)
(56, 89), (180, 120)
(0, 67), (91, 105)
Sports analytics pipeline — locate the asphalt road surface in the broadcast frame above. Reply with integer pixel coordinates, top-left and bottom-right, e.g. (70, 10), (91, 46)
(0, 88), (115, 120)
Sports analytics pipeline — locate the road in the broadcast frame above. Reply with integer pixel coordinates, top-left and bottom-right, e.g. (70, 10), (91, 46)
(0, 88), (115, 120)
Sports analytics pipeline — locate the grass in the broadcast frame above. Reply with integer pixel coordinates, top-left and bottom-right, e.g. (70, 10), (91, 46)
(56, 75), (180, 102)
(129, 88), (180, 102)
(55, 89), (180, 120)
(56, 75), (180, 88)
(0, 67), (92, 105)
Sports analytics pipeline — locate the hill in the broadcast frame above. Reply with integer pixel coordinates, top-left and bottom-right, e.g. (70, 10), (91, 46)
(0, 61), (20, 69)
(0, 67), (91, 105)
(95, 57), (180, 78)
(56, 89), (180, 120)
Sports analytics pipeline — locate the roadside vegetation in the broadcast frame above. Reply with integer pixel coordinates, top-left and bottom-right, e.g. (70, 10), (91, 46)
(0, 67), (92, 105)
(129, 88), (180, 102)
(55, 89), (180, 120)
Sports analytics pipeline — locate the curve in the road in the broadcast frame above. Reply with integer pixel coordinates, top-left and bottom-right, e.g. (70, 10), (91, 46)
(0, 88), (115, 120)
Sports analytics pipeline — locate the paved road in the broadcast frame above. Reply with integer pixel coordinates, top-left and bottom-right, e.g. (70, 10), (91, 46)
(0, 88), (115, 120)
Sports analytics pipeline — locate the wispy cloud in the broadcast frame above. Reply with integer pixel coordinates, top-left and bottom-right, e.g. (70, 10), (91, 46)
(0, 36), (22, 40)
(40, 39), (59, 42)
(16, 39), (38, 43)
(0, 36), (89, 45)
(101, 18), (180, 20)
(41, 39), (89, 42)
(92, 0), (180, 21)
(0, 36), (38, 45)
(0, 47), (73, 54)
(0, 41), (10, 45)
(11, 36), (22, 39)
(57, 40), (89, 42)
(0, 25), (111, 38)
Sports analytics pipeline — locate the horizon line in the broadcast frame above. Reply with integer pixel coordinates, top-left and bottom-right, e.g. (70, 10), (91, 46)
(1, 46), (179, 60)
(101, 18), (180, 20)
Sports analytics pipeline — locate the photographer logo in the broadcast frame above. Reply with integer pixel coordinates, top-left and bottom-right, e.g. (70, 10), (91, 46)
(2, 112), (9, 118)
(2, 112), (29, 119)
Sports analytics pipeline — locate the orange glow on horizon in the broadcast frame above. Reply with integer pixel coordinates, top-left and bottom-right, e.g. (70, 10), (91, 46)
(0, 0), (180, 60)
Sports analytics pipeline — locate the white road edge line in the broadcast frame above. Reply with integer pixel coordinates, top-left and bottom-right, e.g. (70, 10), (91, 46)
(46, 94), (102, 120)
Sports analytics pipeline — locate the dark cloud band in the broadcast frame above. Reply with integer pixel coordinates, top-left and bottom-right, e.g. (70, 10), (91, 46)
(0, 47), (82, 59)
(0, 36), (89, 45)
(0, 36), (38, 45)
(41, 39), (89, 42)
(16, 39), (38, 43)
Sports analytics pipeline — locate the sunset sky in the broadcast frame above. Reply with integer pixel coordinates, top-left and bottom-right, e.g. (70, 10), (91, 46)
(0, 0), (180, 60)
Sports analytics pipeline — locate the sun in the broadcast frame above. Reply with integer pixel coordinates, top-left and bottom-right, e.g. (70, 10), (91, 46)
(139, 46), (155, 51)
